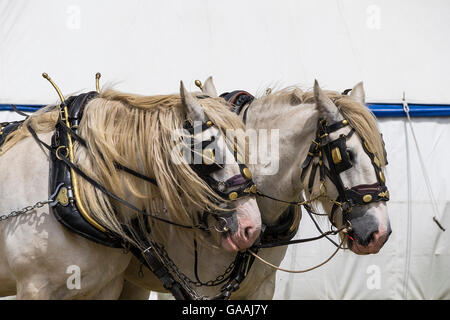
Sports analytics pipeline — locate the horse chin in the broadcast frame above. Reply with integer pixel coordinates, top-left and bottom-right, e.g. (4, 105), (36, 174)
(221, 233), (241, 252)
(348, 240), (380, 255)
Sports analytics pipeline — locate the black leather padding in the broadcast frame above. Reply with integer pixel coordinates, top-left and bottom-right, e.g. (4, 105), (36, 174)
(49, 92), (122, 248)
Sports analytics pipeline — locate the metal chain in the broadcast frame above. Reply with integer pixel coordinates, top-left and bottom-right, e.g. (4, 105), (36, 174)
(150, 240), (237, 299)
(149, 241), (204, 299)
(0, 200), (52, 222)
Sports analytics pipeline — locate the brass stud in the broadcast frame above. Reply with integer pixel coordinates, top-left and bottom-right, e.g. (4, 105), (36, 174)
(206, 120), (213, 127)
(373, 156), (381, 167)
(342, 119), (348, 125)
(249, 184), (257, 194)
(243, 167), (252, 180)
(363, 194), (373, 203)
(229, 192), (238, 200)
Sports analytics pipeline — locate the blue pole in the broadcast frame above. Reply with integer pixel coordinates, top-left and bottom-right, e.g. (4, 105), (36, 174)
(1, 103), (450, 117)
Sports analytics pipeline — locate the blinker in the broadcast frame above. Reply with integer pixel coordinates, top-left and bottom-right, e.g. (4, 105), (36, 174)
(328, 135), (352, 173)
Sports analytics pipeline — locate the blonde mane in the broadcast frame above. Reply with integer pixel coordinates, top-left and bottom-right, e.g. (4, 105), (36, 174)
(258, 87), (387, 167)
(0, 89), (246, 249)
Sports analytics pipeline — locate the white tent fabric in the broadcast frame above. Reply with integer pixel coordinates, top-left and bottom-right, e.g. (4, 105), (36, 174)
(1, 0), (449, 299)
(1, 0), (450, 104)
(274, 118), (450, 299)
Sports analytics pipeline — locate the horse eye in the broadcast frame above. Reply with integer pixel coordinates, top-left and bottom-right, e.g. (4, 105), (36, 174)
(346, 148), (354, 162)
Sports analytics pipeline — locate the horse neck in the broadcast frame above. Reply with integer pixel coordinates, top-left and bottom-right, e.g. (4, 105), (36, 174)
(245, 100), (320, 225)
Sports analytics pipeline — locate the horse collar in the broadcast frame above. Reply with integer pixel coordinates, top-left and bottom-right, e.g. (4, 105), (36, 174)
(260, 205), (301, 246)
(220, 90), (254, 123)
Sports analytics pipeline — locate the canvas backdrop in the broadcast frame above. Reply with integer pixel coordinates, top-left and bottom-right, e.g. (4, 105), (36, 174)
(1, 0), (449, 299)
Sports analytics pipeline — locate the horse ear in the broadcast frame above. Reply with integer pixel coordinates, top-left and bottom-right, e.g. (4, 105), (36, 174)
(180, 81), (205, 122)
(313, 80), (340, 120)
(349, 81), (365, 104)
(202, 76), (218, 98)
(290, 88), (303, 106)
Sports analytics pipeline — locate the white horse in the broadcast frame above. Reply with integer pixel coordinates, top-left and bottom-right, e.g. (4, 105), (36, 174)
(120, 79), (392, 299)
(0, 81), (262, 299)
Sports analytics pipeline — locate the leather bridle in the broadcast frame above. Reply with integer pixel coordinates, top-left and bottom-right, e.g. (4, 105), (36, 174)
(300, 118), (390, 230)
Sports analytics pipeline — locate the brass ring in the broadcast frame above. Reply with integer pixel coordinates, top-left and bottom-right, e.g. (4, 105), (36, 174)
(214, 217), (229, 233)
(56, 146), (69, 160)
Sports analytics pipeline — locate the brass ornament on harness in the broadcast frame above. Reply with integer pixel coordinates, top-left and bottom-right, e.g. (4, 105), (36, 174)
(95, 72), (101, 93)
(228, 192), (238, 200)
(373, 156), (381, 167)
(379, 171), (386, 183)
(331, 147), (342, 164)
(55, 145), (69, 160)
(56, 187), (69, 206)
(202, 148), (215, 165)
(194, 80), (203, 90)
(378, 190), (389, 199)
(244, 184), (257, 194)
(243, 167), (252, 180)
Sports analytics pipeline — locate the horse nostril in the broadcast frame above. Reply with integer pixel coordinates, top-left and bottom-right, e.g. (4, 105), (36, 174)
(244, 226), (252, 239)
(358, 230), (376, 246)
